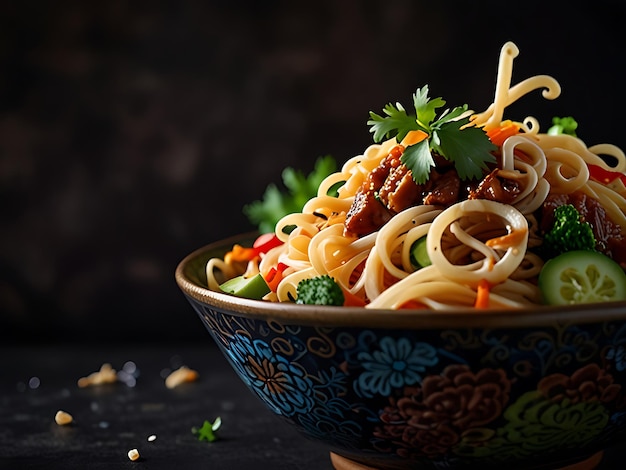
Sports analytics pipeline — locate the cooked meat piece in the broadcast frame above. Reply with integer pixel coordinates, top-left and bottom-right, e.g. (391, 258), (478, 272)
(423, 169), (461, 206)
(468, 169), (521, 204)
(344, 189), (392, 237)
(344, 146), (464, 237)
(378, 163), (420, 213)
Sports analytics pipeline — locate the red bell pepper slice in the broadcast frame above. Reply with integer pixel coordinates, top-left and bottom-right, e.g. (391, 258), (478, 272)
(587, 164), (626, 186)
(224, 233), (284, 264)
(252, 233), (284, 256)
(265, 262), (289, 292)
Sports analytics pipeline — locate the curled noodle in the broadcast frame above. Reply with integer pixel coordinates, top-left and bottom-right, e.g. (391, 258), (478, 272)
(206, 41), (626, 311)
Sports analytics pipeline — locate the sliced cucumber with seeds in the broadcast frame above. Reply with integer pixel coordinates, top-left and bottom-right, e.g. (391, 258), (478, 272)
(538, 250), (626, 305)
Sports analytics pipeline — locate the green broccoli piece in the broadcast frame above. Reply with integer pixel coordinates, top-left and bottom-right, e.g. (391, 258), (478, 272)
(544, 204), (596, 255)
(547, 116), (578, 136)
(295, 275), (344, 306)
(243, 155), (338, 234)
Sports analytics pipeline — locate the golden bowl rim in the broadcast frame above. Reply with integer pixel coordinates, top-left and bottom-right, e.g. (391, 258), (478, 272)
(175, 232), (626, 330)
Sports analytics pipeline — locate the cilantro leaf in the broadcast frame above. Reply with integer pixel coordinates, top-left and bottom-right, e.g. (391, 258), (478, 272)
(368, 103), (421, 143)
(414, 86), (445, 128)
(400, 140), (434, 185)
(432, 118), (496, 180)
(367, 86), (497, 184)
(244, 155), (338, 233)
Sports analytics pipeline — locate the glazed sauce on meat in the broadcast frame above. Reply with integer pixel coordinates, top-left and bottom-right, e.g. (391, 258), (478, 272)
(343, 145), (524, 238)
(468, 169), (521, 204)
(344, 145), (462, 237)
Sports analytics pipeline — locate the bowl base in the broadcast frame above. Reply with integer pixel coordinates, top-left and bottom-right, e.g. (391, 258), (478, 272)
(329, 451), (604, 470)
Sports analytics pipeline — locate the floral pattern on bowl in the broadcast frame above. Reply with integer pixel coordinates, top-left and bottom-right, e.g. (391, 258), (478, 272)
(185, 296), (626, 469)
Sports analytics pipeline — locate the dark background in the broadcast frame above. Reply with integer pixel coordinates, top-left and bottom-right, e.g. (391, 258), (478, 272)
(2, 1), (625, 344)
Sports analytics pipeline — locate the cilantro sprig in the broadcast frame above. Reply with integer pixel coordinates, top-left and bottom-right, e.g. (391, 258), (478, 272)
(367, 85), (497, 184)
(244, 155), (337, 233)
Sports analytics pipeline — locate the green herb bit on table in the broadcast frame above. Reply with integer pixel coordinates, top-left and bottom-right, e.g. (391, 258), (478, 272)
(192, 417), (222, 442)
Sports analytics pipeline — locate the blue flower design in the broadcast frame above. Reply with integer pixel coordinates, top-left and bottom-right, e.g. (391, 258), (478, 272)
(225, 334), (315, 417)
(354, 336), (438, 397)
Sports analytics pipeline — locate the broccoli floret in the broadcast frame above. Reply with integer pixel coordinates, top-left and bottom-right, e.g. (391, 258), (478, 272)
(544, 204), (596, 255)
(295, 275), (344, 306)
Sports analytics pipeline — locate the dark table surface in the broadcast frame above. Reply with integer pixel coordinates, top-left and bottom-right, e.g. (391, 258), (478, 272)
(3, 342), (626, 470)
(1, 342), (331, 470)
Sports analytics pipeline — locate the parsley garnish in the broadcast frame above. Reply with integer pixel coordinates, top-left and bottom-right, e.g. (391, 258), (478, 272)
(367, 85), (496, 184)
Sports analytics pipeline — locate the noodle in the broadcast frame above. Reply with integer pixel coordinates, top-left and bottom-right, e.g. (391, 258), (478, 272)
(206, 41), (626, 310)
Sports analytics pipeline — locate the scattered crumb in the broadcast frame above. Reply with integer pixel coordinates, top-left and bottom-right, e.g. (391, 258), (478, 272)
(127, 448), (140, 461)
(54, 410), (73, 426)
(147, 434), (157, 442)
(165, 365), (198, 389)
(77, 363), (118, 388)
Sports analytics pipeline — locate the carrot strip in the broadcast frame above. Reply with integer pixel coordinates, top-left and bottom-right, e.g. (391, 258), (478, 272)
(224, 244), (258, 264)
(401, 130), (429, 147)
(474, 279), (491, 309)
(398, 300), (428, 309)
(342, 287), (367, 307)
(486, 120), (521, 147)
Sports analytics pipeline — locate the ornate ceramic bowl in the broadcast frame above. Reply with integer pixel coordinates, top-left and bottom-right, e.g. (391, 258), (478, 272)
(175, 233), (626, 470)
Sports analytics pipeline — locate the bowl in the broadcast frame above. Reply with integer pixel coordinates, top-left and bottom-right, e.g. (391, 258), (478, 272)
(175, 233), (626, 470)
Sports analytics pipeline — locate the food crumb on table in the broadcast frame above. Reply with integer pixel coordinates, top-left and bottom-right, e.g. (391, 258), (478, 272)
(127, 448), (140, 461)
(77, 363), (118, 388)
(165, 365), (198, 389)
(54, 410), (73, 425)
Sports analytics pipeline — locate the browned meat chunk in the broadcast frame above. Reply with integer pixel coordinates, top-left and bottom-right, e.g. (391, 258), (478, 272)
(378, 162), (420, 213)
(344, 189), (392, 237)
(344, 146), (463, 237)
(468, 169), (521, 204)
(423, 169), (461, 206)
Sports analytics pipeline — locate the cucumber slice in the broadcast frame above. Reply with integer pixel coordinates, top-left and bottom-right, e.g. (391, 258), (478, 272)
(410, 236), (431, 270)
(538, 250), (626, 305)
(219, 273), (270, 299)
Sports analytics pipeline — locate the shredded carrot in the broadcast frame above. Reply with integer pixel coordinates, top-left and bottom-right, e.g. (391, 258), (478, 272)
(486, 120), (521, 147)
(342, 287), (367, 307)
(486, 228), (528, 250)
(224, 244), (257, 264)
(474, 279), (491, 309)
(398, 300), (428, 309)
(401, 129), (429, 147)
